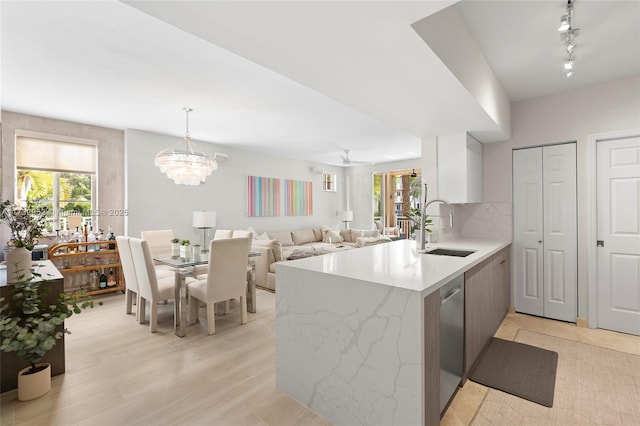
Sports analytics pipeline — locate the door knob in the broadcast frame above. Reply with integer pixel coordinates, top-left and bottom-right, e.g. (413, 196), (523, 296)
(597, 240), (604, 247)
(538, 240), (543, 244)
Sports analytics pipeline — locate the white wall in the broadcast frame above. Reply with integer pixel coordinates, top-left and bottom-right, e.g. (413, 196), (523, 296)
(478, 75), (640, 318)
(125, 129), (344, 243)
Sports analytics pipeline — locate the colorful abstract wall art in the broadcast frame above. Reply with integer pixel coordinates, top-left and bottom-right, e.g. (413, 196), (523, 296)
(247, 176), (280, 217)
(285, 179), (313, 216)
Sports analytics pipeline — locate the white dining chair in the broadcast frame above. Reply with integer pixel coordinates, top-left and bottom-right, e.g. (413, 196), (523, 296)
(130, 237), (177, 333)
(116, 236), (140, 319)
(140, 229), (176, 275)
(188, 237), (250, 335)
(209, 230), (253, 313)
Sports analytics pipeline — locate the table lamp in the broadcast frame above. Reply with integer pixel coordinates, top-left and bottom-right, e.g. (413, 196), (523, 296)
(338, 210), (353, 229)
(192, 210), (216, 253)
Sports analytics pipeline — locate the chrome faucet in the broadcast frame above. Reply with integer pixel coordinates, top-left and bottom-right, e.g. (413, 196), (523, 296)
(420, 184), (454, 251)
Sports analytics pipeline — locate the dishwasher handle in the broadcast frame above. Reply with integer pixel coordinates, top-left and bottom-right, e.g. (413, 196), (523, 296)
(440, 285), (462, 306)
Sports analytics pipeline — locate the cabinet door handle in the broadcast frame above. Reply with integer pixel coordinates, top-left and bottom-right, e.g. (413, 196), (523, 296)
(441, 286), (462, 306)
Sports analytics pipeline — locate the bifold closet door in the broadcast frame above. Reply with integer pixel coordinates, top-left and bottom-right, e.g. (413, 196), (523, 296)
(513, 144), (577, 322)
(513, 148), (544, 316)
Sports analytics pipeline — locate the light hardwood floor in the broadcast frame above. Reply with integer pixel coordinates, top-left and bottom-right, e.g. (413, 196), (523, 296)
(2, 289), (639, 425)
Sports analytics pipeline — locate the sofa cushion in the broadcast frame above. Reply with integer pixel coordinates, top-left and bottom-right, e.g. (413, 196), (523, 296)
(356, 235), (392, 247)
(214, 229), (233, 239)
(291, 228), (316, 245)
(352, 229), (379, 240)
(312, 228), (323, 242)
(322, 229), (344, 243)
(268, 231), (294, 247)
(253, 238), (283, 262)
(339, 229), (351, 242)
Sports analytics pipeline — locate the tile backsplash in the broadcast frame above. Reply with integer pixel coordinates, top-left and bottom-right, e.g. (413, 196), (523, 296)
(441, 202), (512, 241)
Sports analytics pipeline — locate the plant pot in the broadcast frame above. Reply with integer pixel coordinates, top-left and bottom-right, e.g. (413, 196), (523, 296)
(6, 246), (33, 284)
(192, 245), (201, 258)
(17, 363), (51, 401)
(179, 246), (188, 257)
(171, 243), (179, 256)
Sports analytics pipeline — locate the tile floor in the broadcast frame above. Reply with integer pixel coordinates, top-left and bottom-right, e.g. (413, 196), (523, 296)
(441, 312), (640, 425)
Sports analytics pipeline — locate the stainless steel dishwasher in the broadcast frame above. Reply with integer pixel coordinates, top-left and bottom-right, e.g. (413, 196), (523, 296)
(439, 274), (464, 415)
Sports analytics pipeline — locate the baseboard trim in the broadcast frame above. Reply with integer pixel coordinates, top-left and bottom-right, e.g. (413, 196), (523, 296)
(576, 317), (589, 328)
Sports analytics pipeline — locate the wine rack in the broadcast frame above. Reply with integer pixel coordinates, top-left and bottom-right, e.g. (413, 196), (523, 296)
(48, 241), (124, 296)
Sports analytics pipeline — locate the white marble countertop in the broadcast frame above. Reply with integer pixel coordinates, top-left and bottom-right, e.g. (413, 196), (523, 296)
(277, 238), (511, 296)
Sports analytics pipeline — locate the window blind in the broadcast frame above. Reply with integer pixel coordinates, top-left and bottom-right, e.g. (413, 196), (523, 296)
(16, 137), (97, 174)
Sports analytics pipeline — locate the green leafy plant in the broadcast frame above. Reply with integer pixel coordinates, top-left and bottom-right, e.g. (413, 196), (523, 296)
(0, 269), (100, 374)
(179, 239), (190, 246)
(1, 200), (47, 250)
(407, 206), (433, 237)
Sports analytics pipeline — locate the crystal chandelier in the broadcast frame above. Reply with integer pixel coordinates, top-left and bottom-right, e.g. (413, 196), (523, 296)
(154, 107), (217, 185)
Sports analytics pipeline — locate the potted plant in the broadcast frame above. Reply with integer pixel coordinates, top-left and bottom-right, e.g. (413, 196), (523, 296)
(0, 269), (99, 401)
(1, 200), (47, 283)
(407, 206), (433, 240)
(192, 243), (201, 258)
(170, 238), (180, 256)
(179, 239), (190, 257)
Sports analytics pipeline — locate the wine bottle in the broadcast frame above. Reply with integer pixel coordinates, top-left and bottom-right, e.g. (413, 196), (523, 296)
(107, 268), (116, 287)
(99, 267), (107, 289)
(77, 226), (85, 252)
(108, 225), (116, 250)
(87, 226), (96, 252)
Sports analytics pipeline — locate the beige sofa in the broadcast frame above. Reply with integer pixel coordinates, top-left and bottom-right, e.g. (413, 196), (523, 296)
(251, 227), (391, 291)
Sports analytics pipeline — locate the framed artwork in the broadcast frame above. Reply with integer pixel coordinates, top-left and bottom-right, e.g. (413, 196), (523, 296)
(322, 173), (336, 192)
(247, 176), (280, 217)
(285, 179), (312, 216)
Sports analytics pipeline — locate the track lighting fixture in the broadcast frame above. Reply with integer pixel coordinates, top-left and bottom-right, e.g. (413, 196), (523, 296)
(557, 0), (580, 78)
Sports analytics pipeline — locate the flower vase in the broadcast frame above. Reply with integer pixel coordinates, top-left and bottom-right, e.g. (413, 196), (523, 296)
(171, 243), (179, 256)
(6, 246), (32, 283)
(180, 246), (188, 257)
(18, 363), (51, 401)
(192, 245), (201, 259)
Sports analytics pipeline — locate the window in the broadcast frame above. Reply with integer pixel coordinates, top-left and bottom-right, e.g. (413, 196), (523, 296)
(16, 135), (97, 233)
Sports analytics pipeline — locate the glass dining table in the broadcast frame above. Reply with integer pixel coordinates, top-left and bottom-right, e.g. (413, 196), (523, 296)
(153, 247), (261, 337)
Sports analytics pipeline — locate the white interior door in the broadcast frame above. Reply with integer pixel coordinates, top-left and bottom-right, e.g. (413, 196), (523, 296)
(543, 144), (577, 322)
(513, 148), (544, 316)
(597, 137), (640, 335)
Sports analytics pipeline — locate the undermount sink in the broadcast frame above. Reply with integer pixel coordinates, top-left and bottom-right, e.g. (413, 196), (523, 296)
(424, 248), (476, 257)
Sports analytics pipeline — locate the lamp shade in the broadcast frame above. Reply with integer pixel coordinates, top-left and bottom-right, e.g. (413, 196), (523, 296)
(338, 210), (353, 222)
(192, 211), (216, 228)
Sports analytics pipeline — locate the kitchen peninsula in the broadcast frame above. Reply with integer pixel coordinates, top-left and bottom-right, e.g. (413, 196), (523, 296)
(276, 238), (511, 426)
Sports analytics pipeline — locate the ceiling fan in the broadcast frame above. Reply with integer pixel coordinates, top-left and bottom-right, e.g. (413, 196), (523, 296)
(336, 149), (371, 166)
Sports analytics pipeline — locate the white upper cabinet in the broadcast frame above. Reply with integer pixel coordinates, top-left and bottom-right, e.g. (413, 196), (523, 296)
(437, 133), (483, 203)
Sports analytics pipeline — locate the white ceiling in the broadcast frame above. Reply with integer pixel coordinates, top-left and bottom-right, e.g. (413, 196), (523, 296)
(2, 1), (639, 166)
(455, 1), (640, 102)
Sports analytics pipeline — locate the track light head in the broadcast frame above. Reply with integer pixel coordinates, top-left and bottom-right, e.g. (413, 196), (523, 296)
(558, 14), (570, 32)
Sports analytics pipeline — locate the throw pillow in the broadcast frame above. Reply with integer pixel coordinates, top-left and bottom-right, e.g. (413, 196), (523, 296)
(255, 232), (269, 240)
(268, 231), (294, 247)
(246, 226), (259, 238)
(322, 229), (344, 243)
(340, 229), (353, 242)
(291, 228), (315, 245)
(253, 238), (283, 262)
